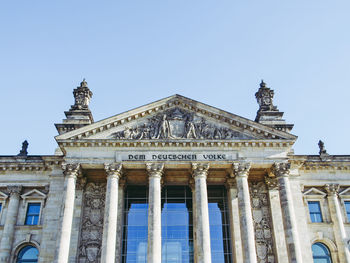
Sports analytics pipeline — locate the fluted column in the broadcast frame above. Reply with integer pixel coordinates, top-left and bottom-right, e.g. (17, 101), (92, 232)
(192, 163), (211, 263)
(146, 163), (164, 263)
(101, 163), (123, 263)
(265, 176), (289, 263)
(56, 163), (80, 263)
(0, 185), (22, 262)
(233, 162), (257, 263)
(272, 163), (302, 263)
(325, 184), (350, 263)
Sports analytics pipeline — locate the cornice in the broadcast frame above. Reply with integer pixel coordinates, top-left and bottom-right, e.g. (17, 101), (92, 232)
(56, 139), (295, 149)
(56, 95), (297, 141)
(0, 158), (63, 172)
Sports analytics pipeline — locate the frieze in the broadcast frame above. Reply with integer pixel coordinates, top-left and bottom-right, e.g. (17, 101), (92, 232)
(109, 107), (253, 140)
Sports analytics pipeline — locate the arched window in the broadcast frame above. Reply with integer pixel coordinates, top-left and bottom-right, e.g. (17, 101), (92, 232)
(17, 245), (38, 263)
(312, 242), (332, 263)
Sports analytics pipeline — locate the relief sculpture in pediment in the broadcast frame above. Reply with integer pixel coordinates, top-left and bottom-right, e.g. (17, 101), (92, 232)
(109, 107), (252, 140)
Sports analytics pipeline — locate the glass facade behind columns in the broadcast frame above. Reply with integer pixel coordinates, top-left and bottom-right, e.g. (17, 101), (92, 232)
(122, 186), (149, 263)
(208, 186), (232, 263)
(162, 186), (194, 263)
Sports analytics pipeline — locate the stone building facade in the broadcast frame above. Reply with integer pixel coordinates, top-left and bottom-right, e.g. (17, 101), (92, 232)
(0, 80), (349, 263)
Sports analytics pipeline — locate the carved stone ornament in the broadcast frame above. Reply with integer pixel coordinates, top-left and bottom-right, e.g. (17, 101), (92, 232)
(192, 163), (210, 178)
(7, 185), (22, 196)
(104, 163), (123, 179)
(146, 163), (164, 178)
(264, 176), (279, 190)
(232, 162), (251, 177)
(250, 182), (275, 263)
(255, 80), (277, 112)
(271, 162), (290, 178)
(62, 163), (80, 178)
(76, 176), (87, 191)
(18, 140), (28, 156)
(325, 183), (340, 195)
(78, 182), (106, 263)
(109, 107), (252, 140)
(71, 79), (93, 111)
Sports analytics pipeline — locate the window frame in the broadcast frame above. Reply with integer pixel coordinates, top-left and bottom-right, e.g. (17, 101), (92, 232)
(311, 242), (332, 263)
(21, 189), (46, 226)
(303, 187), (328, 224)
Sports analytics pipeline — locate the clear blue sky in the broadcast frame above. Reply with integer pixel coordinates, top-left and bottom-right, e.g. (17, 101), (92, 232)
(1, 1), (349, 155)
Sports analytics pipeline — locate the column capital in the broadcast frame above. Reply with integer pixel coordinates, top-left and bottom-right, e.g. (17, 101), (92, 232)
(104, 163), (123, 179)
(62, 163), (80, 179)
(232, 161), (251, 177)
(192, 163), (209, 179)
(265, 176), (279, 190)
(7, 185), (22, 196)
(325, 183), (340, 195)
(146, 163), (164, 178)
(271, 162), (290, 178)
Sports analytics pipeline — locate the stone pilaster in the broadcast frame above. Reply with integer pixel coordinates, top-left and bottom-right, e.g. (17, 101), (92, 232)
(56, 163), (80, 263)
(192, 163), (211, 263)
(265, 176), (289, 263)
(226, 178), (244, 263)
(325, 184), (350, 263)
(101, 163), (123, 263)
(233, 162), (257, 263)
(146, 163), (164, 263)
(0, 185), (22, 262)
(272, 162), (303, 263)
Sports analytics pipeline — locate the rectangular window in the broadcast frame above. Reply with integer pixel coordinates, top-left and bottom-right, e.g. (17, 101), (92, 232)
(208, 186), (232, 263)
(308, 201), (323, 223)
(0, 203), (2, 213)
(122, 186), (148, 263)
(161, 186), (193, 263)
(25, 203), (41, 225)
(344, 201), (350, 222)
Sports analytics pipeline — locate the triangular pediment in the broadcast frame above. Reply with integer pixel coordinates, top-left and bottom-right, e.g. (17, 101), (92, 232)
(303, 187), (327, 197)
(56, 94), (297, 142)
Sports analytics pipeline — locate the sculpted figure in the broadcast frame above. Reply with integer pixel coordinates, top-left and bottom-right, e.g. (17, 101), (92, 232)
(156, 114), (172, 139)
(185, 115), (197, 139)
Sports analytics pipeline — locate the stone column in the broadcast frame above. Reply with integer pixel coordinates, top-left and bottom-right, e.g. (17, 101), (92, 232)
(101, 163), (123, 263)
(192, 163), (211, 263)
(0, 185), (22, 262)
(233, 162), (257, 263)
(325, 184), (350, 263)
(265, 176), (289, 263)
(272, 163), (303, 263)
(226, 179), (244, 263)
(146, 163), (164, 263)
(56, 163), (80, 263)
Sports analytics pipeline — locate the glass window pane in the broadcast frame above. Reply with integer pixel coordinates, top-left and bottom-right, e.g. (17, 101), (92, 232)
(122, 186), (148, 263)
(208, 186), (232, 263)
(312, 243), (332, 263)
(25, 203), (40, 225)
(344, 201), (350, 221)
(308, 201), (323, 223)
(17, 245), (38, 263)
(161, 186), (193, 263)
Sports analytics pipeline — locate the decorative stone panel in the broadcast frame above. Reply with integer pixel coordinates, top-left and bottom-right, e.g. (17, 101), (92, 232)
(78, 182), (106, 263)
(250, 181), (275, 263)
